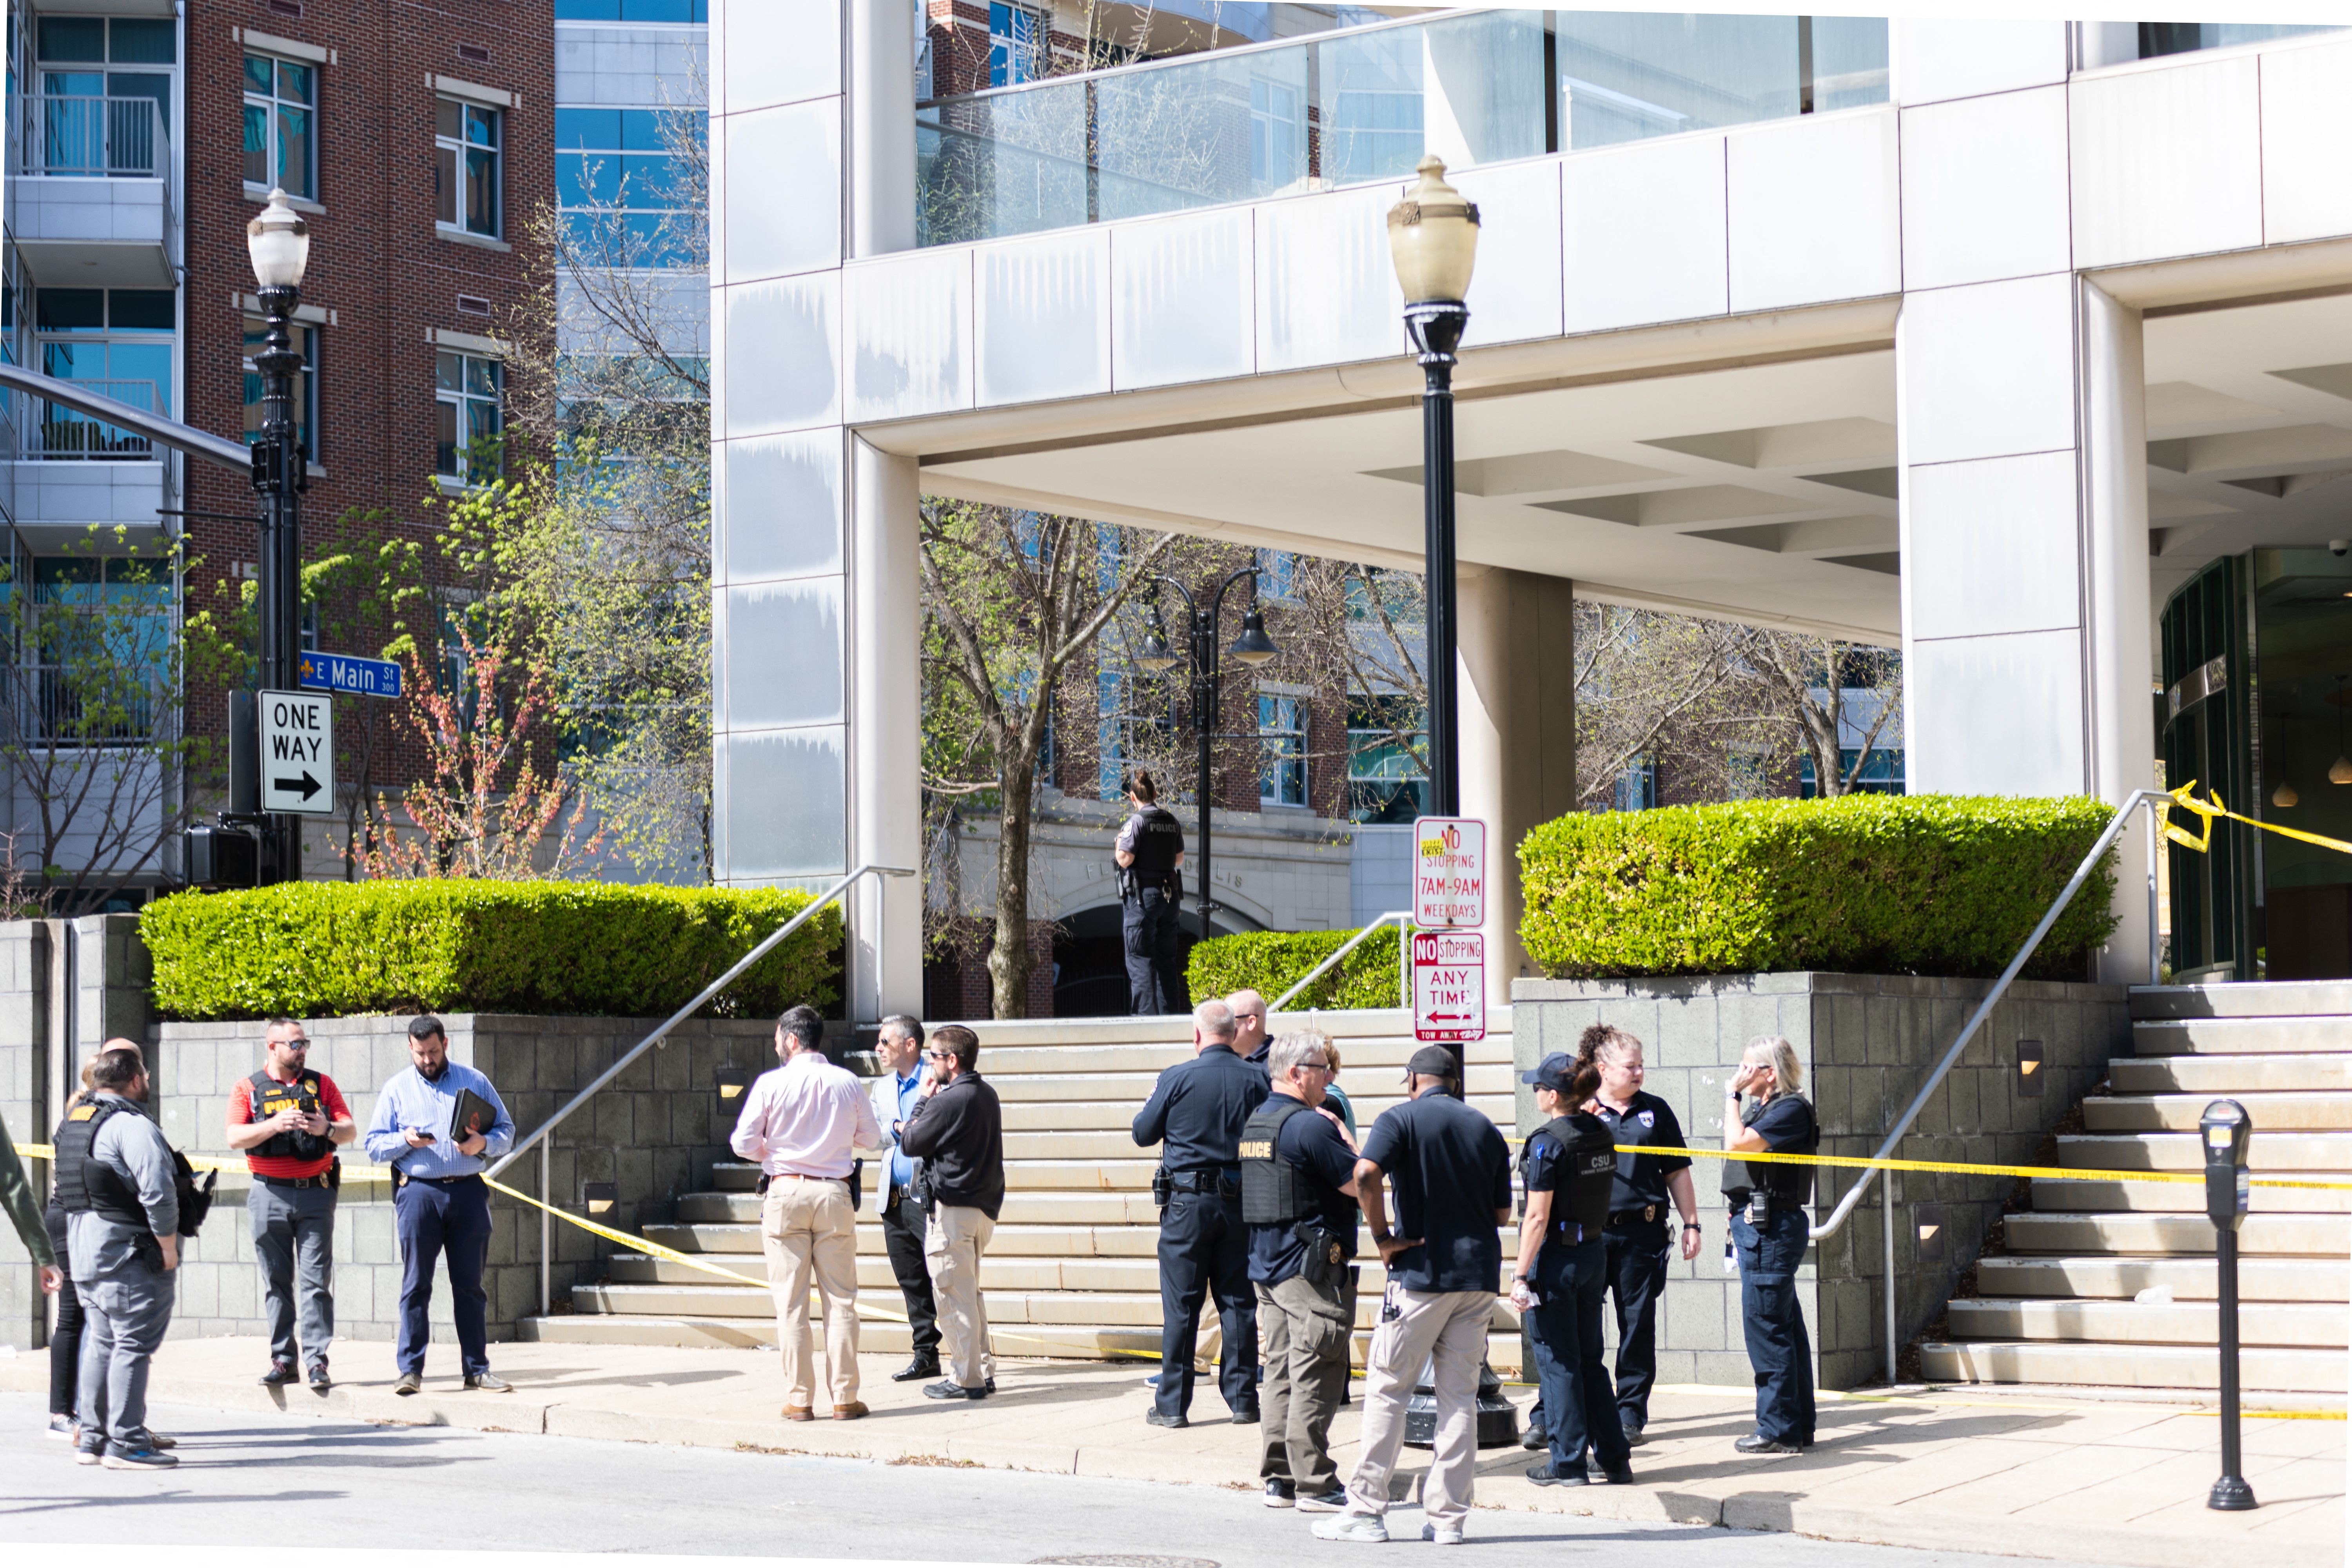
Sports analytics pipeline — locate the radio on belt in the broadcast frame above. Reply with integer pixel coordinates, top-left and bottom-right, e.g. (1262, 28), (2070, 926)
(2200, 1098), (2257, 1514)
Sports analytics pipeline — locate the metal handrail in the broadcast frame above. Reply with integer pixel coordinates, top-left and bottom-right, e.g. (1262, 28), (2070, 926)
(37, 95), (166, 178)
(488, 861), (917, 1179)
(1272, 910), (1412, 1013)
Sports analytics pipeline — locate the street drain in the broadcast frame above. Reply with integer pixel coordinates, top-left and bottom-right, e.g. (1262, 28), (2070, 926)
(1030, 1558), (1218, 1568)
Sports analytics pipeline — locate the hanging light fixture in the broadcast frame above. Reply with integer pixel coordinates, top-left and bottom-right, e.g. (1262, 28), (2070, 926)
(2331, 675), (2352, 784)
(2274, 708), (2301, 808)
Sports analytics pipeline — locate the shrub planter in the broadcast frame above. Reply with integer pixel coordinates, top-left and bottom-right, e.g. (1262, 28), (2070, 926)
(1512, 971), (2129, 1390)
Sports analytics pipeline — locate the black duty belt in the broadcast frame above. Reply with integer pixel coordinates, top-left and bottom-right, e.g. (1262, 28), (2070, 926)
(256, 1173), (334, 1190)
(1167, 1169), (1237, 1195)
(1607, 1204), (1662, 1227)
(394, 1171), (481, 1188)
(1734, 1192), (1808, 1216)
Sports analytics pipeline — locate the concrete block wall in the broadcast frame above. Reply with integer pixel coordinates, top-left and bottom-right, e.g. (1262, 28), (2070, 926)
(1512, 972), (2125, 1390)
(0, 922), (49, 1352)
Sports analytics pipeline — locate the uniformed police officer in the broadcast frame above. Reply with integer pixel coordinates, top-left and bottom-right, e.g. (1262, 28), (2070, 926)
(1724, 1034), (1818, 1455)
(1578, 1024), (1699, 1445)
(1132, 997), (1269, 1427)
(225, 1016), (356, 1389)
(1509, 1053), (1632, 1488)
(1114, 771), (1190, 1016)
(1241, 1028), (1361, 1510)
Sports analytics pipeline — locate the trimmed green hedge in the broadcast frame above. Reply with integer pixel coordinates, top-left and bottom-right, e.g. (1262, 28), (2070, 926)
(142, 881), (842, 1022)
(1188, 926), (1411, 1012)
(1519, 794), (2119, 981)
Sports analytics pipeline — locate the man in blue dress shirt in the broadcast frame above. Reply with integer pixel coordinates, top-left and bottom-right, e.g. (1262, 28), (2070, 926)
(869, 1013), (941, 1381)
(363, 1015), (515, 1396)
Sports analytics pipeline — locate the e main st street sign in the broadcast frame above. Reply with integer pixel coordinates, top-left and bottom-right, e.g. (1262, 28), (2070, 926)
(258, 690), (334, 816)
(1411, 817), (1486, 1045)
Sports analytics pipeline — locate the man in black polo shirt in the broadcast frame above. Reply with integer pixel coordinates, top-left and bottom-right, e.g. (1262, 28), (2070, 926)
(1312, 1047), (1512, 1547)
(1583, 1026), (1699, 1446)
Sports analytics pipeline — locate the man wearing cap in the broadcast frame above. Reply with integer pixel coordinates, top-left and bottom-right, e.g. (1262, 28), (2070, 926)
(1312, 1045), (1514, 1547)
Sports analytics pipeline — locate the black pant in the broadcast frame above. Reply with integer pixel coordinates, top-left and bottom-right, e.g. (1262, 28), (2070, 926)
(1733, 1207), (1815, 1446)
(1603, 1219), (1671, 1430)
(394, 1176), (492, 1376)
(1123, 886), (1190, 1016)
(880, 1189), (940, 1357)
(45, 1201), (80, 1417)
(1154, 1186), (1255, 1418)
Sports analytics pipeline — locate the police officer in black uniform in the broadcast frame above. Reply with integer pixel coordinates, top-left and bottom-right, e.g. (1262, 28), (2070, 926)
(1724, 1035), (1818, 1455)
(1114, 770), (1190, 1016)
(1132, 997), (1269, 1428)
(1510, 1053), (1632, 1488)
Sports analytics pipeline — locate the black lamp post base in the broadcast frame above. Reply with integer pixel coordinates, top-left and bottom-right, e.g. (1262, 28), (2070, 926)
(2207, 1474), (2258, 1511)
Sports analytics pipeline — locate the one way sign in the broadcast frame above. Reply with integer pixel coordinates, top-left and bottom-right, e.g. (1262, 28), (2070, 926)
(258, 690), (334, 816)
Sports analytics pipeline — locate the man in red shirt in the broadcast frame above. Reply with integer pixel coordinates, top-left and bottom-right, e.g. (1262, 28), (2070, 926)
(225, 1017), (354, 1388)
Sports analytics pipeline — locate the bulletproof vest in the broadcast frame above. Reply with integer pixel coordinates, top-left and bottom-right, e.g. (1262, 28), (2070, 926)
(1523, 1114), (1615, 1235)
(1124, 806), (1183, 881)
(1240, 1098), (1314, 1225)
(1722, 1094), (1819, 1205)
(247, 1069), (330, 1162)
(53, 1098), (150, 1229)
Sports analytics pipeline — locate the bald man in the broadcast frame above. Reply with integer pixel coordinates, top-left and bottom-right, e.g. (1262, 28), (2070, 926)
(1230, 990), (1271, 1066)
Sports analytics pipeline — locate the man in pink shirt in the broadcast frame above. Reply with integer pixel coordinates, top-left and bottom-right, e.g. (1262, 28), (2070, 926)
(730, 1004), (882, 1421)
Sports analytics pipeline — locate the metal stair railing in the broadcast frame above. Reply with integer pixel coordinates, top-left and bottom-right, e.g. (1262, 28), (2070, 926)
(1270, 910), (1413, 1013)
(486, 862), (917, 1313)
(1813, 788), (2170, 1382)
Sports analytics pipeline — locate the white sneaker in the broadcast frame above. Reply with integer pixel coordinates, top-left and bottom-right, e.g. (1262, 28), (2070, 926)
(1421, 1523), (1465, 1546)
(1312, 1511), (1389, 1543)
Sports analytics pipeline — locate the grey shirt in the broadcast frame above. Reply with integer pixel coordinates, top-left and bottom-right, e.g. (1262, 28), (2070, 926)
(65, 1093), (176, 1281)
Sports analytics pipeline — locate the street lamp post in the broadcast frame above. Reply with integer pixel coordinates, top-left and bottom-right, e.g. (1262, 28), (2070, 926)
(246, 188), (312, 884)
(1135, 568), (1279, 936)
(1386, 156), (1481, 818)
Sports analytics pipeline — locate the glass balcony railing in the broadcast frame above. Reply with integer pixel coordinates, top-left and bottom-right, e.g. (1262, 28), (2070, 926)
(916, 9), (1889, 247)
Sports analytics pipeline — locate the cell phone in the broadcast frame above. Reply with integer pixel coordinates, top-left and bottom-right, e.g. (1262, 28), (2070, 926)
(413, 1130), (437, 1143)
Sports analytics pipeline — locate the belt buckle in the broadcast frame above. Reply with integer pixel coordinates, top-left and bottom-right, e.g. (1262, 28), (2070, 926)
(1643, 1203), (1657, 1222)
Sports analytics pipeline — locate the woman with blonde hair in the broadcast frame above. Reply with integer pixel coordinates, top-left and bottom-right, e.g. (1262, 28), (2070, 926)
(1722, 1034), (1816, 1456)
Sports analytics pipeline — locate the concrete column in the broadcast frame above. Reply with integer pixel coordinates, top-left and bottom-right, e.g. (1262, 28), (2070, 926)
(1456, 567), (1577, 986)
(848, 0), (916, 259)
(849, 439), (924, 1020)
(0, 920), (51, 1351)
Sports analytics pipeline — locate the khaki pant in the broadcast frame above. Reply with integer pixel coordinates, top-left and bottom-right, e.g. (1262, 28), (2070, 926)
(1343, 1289), (1493, 1529)
(924, 1202), (996, 1390)
(1255, 1273), (1352, 1495)
(759, 1175), (860, 1409)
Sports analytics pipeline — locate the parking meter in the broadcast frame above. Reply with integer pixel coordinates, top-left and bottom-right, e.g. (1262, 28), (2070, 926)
(2201, 1098), (2257, 1512)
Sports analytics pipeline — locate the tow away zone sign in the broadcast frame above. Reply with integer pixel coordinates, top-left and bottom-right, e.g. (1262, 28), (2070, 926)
(259, 690), (334, 815)
(1412, 929), (1485, 1044)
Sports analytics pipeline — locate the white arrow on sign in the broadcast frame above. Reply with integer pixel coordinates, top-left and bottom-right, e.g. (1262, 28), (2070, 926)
(257, 690), (335, 817)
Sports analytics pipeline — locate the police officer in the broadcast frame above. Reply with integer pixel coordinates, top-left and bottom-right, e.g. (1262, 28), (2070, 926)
(1510, 1053), (1631, 1488)
(1724, 1034), (1818, 1455)
(1114, 770), (1190, 1016)
(225, 1016), (356, 1389)
(1241, 1028), (1360, 1511)
(1132, 997), (1269, 1427)
(1579, 1024), (1699, 1446)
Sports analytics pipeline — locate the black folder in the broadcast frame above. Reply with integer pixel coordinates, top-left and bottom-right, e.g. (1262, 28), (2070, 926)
(448, 1087), (499, 1145)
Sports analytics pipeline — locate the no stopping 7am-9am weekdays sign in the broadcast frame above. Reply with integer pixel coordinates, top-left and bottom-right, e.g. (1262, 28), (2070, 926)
(1412, 816), (1485, 929)
(1412, 929), (1485, 1044)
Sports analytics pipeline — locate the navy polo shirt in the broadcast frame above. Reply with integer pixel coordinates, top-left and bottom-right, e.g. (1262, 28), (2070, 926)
(1590, 1091), (1693, 1214)
(1359, 1092), (1513, 1295)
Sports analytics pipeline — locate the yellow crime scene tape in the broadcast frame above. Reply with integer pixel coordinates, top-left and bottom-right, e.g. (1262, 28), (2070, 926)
(1644, 1143), (2352, 1192)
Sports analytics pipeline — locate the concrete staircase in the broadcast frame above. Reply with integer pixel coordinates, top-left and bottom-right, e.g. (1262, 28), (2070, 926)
(1920, 982), (2352, 1393)
(523, 1009), (1523, 1374)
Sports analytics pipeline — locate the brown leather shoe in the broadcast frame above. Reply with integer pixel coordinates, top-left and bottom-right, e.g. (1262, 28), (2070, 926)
(833, 1401), (869, 1421)
(782, 1405), (815, 1422)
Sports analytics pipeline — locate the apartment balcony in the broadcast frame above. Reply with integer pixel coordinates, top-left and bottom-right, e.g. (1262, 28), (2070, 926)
(2, 377), (177, 548)
(10, 96), (176, 286)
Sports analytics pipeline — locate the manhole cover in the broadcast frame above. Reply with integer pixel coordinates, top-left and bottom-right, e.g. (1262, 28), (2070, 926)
(1030, 1558), (1218, 1568)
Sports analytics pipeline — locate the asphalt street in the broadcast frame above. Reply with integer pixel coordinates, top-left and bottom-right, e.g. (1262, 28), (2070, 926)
(0, 1392), (2115, 1568)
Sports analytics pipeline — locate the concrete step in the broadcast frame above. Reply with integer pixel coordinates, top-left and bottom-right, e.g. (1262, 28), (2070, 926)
(2108, 1054), (2352, 1093)
(679, 1190), (1170, 1226)
(1918, 1337), (2347, 1393)
(572, 1281), (1474, 1334)
(644, 1217), (1522, 1261)
(2030, 1176), (2352, 1213)
(2082, 1092), (2352, 1132)
(1946, 1296), (2347, 1348)
(958, 1008), (1511, 1048)
(2002, 1210), (2351, 1254)
(983, 1065), (1520, 1102)
(2056, 1130), (2352, 1171)
(2130, 982), (2352, 1020)
(974, 1036), (1514, 1079)
(2131, 1016), (2352, 1055)
(612, 1247), (1482, 1298)
(1974, 1254), (2352, 1301)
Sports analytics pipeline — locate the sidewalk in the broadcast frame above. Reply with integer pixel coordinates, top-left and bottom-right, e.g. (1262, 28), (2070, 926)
(4, 1337), (2339, 1568)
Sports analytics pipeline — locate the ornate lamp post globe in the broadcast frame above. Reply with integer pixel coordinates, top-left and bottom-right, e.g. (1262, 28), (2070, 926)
(1386, 155), (1479, 817)
(246, 187), (311, 289)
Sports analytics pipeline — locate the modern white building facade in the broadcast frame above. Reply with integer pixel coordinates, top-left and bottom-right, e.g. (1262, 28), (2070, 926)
(711, 8), (2352, 1013)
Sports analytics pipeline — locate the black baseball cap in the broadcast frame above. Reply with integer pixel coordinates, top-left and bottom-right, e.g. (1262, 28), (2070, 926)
(1405, 1045), (1459, 1078)
(1520, 1052), (1575, 1093)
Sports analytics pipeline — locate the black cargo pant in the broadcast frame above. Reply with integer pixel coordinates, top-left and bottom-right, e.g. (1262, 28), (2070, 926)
(1123, 885), (1190, 1016)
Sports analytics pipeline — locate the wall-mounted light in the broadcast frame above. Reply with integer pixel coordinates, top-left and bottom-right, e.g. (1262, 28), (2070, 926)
(582, 1181), (618, 1218)
(2016, 1039), (2044, 1099)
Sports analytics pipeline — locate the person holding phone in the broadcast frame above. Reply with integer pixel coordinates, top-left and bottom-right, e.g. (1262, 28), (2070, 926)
(362, 1015), (515, 1397)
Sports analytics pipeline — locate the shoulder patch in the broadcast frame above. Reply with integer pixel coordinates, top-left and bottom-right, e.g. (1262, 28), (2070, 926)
(1637, 1109), (1655, 1128)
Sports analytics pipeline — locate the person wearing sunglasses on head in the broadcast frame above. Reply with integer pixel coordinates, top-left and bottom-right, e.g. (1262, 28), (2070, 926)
(225, 1016), (354, 1390)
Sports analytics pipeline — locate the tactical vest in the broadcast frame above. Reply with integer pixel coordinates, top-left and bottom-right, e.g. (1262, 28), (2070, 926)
(53, 1098), (150, 1229)
(1123, 806), (1183, 884)
(1522, 1113), (1615, 1236)
(1722, 1094), (1819, 1205)
(1240, 1098), (1314, 1225)
(247, 1069), (330, 1163)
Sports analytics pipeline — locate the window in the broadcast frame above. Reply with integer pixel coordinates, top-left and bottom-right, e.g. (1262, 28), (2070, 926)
(25, 554), (172, 745)
(555, 106), (700, 268)
(1258, 694), (1306, 807)
(37, 16), (174, 180)
(554, 0), (708, 17)
(1253, 548), (1298, 603)
(243, 319), (316, 458)
(988, 2), (1045, 87)
(33, 288), (174, 457)
(1098, 667), (1171, 803)
(243, 53), (315, 198)
(1250, 76), (1304, 191)
(1611, 757), (1657, 812)
(435, 350), (503, 483)
(1345, 695), (1425, 823)
(1800, 748), (1905, 799)
(435, 96), (501, 237)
